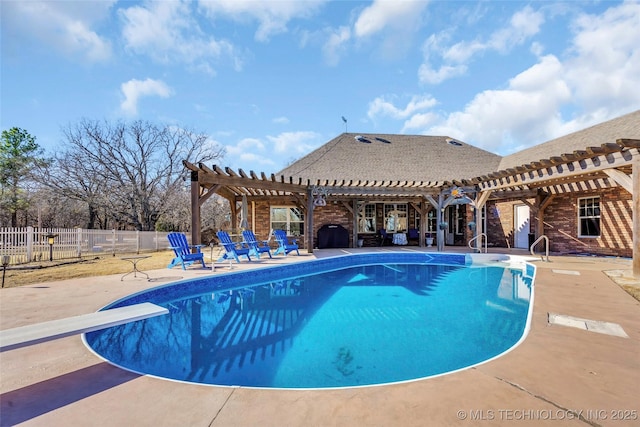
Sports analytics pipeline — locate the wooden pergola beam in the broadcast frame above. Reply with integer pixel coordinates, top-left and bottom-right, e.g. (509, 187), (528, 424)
(184, 139), (639, 256)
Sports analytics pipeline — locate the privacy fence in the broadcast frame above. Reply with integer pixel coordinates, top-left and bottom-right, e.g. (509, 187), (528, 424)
(0, 227), (172, 265)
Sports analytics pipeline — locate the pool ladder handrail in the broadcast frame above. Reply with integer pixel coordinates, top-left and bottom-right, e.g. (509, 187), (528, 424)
(530, 235), (550, 262)
(468, 233), (487, 253)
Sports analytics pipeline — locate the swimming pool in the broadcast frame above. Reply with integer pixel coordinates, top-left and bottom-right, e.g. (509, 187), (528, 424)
(84, 252), (535, 389)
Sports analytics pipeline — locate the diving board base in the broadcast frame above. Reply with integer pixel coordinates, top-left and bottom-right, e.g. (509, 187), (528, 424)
(0, 303), (168, 352)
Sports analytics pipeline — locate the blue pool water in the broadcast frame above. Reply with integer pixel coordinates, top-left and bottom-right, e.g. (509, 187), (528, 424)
(85, 253), (534, 389)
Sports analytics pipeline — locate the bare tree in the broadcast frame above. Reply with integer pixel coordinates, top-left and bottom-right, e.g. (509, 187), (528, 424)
(43, 119), (224, 230)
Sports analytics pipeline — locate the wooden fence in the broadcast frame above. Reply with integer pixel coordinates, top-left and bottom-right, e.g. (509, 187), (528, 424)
(0, 227), (172, 265)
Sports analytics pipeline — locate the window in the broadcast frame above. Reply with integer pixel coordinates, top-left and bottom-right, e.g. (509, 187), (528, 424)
(384, 204), (407, 232)
(270, 207), (304, 236)
(578, 197), (600, 237)
(358, 203), (376, 233)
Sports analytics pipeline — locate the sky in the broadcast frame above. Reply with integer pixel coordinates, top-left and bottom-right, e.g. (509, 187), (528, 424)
(2, 0), (640, 175)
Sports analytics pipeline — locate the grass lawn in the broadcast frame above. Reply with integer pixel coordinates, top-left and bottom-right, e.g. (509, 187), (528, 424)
(1, 251), (177, 288)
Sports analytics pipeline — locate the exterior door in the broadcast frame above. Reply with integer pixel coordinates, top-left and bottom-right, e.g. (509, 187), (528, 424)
(514, 205), (530, 249)
(446, 206), (454, 245)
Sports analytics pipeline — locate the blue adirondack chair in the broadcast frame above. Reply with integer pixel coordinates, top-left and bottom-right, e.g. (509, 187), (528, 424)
(167, 232), (206, 270)
(273, 230), (300, 256)
(216, 231), (252, 263)
(241, 230), (272, 259)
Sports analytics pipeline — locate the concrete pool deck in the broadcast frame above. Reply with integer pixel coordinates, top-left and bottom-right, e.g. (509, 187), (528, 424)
(1, 248), (638, 426)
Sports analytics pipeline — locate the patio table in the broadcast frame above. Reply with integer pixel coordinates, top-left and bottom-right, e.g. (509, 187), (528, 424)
(393, 233), (408, 245)
(120, 255), (151, 281)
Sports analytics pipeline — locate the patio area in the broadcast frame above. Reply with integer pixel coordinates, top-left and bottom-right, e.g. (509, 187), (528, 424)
(1, 248), (638, 426)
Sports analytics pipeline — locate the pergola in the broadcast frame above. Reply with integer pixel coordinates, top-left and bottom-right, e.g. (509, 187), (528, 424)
(184, 138), (640, 276)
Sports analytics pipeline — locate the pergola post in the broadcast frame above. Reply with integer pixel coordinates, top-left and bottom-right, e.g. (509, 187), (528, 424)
(634, 158), (639, 278)
(437, 192), (445, 252)
(306, 188), (314, 253)
(190, 170), (201, 246)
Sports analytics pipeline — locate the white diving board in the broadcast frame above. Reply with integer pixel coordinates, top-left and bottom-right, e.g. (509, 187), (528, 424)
(0, 302), (168, 352)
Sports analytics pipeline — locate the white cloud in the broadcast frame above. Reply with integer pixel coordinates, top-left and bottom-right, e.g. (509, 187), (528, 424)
(353, 0), (428, 38)
(198, 0), (326, 42)
(267, 131), (323, 154)
(401, 112), (439, 132)
(273, 116), (290, 124)
(221, 132), (322, 171)
(352, 0), (428, 60)
(237, 152), (276, 169)
(418, 63), (467, 85)
(322, 26), (351, 66)
(120, 78), (173, 116)
(1, 1), (113, 63)
(424, 2), (639, 153)
(316, 0), (427, 67)
(564, 1), (640, 116)
(368, 95), (437, 121)
(225, 137), (278, 170)
(420, 5), (544, 85)
(226, 138), (265, 156)
(120, 1), (239, 73)
(424, 55), (570, 153)
(487, 6), (544, 53)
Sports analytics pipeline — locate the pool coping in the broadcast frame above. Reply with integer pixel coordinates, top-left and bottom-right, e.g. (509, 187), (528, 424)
(1, 248), (638, 426)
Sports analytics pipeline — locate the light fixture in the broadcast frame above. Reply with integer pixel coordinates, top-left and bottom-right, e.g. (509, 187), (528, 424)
(46, 233), (58, 262)
(311, 185), (328, 207)
(1, 255), (9, 288)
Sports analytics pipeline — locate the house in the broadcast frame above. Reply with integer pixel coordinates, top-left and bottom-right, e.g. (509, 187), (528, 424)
(185, 109), (639, 260)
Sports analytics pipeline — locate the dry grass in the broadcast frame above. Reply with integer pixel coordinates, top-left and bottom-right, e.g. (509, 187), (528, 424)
(622, 284), (640, 302)
(1, 251), (176, 288)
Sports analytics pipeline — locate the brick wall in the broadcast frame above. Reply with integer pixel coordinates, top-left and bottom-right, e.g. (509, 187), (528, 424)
(249, 189), (632, 257)
(252, 200), (273, 243)
(312, 203), (354, 248)
(544, 188), (631, 257)
(486, 200), (519, 249)
(487, 187), (632, 257)
(248, 200), (354, 249)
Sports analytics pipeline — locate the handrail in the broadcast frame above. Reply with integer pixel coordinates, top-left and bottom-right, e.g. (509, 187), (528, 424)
(468, 233), (487, 253)
(530, 235), (549, 262)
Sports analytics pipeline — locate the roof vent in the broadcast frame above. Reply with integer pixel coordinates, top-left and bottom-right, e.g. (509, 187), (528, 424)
(355, 135), (371, 143)
(375, 137), (391, 144)
(446, 138), (463, 147)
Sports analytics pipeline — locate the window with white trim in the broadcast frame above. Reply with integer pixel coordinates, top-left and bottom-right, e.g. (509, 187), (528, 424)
(578, 197), (600, 237)
(357, 203), (376, 233)
(384, 203), (407, 232)
(270, 206), (304, 236)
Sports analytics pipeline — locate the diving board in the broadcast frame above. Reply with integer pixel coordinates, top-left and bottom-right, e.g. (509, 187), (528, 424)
(0, 302), (168, 352)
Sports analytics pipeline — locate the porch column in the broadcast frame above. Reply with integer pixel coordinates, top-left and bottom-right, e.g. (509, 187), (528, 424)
(634, 158), (639, 277)
(437, 192), (445, 252)
(352, 199), (359, 248)
(419, 200), (427, 247)
(306, 188), (314, 253)
(473, 190), (492, 252)
(190, 171), (201, 246)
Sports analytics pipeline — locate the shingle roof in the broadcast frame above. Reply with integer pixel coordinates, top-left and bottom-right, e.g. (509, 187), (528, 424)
(498, 110), (640, 171)
(278, 133), (502, 183)
(278, 111), (639, 184)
